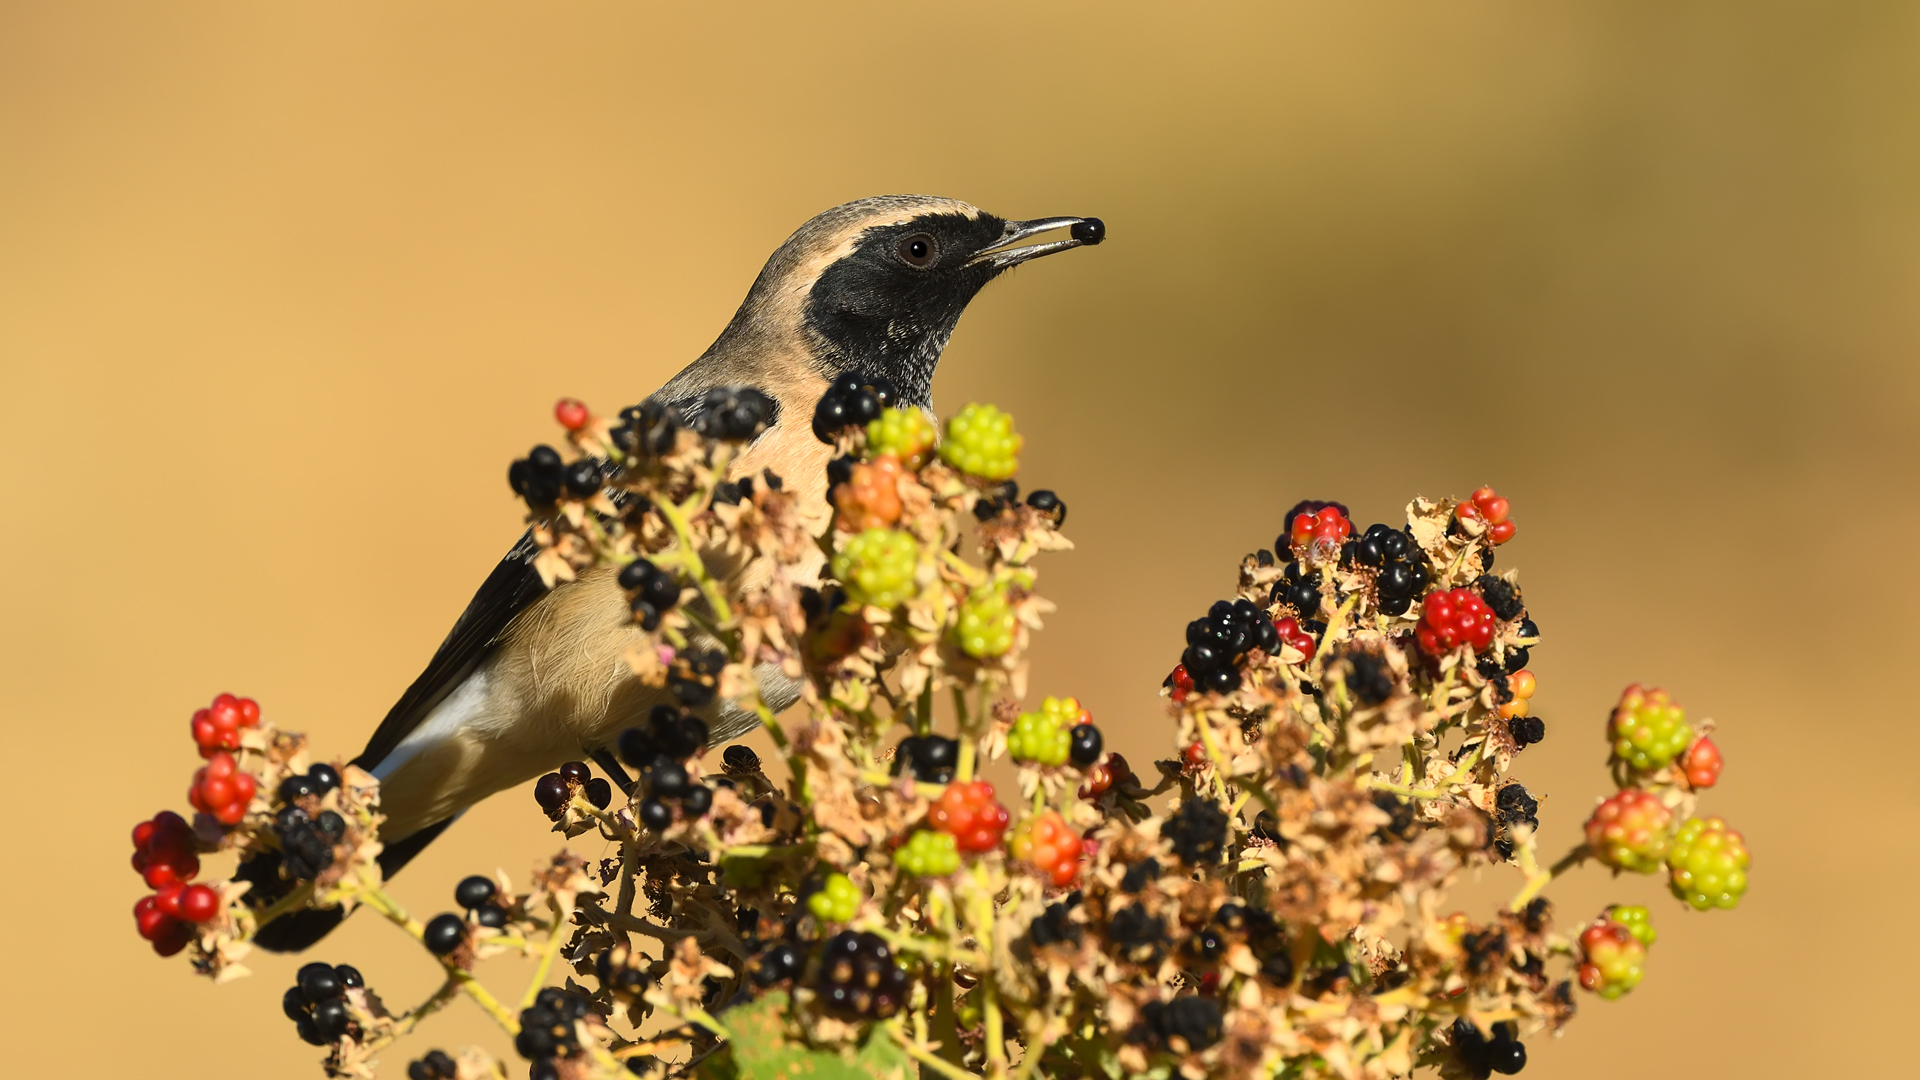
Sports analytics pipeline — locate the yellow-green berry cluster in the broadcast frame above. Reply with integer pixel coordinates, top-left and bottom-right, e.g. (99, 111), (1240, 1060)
(831, 529), (921, 609)
(1578, 915), (1649, 1001)
(1607, 904), (1656, 946)
(1007, 696), (1085, 766)
(806, 873), (861, 923)
(939, 403), (1022, 480)
(1666, 816), (1750, 910)
(892, 830), (960, 878)
(866, 407), (937, 469)
(1609, 684), (1692, 771)
(954, 584), (1016, 659)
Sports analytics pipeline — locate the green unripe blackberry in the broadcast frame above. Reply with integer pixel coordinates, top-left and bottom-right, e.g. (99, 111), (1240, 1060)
(939, 402), (1022, 480)
(1609, 684), (1691, 771)
(1606, 904), (1656, 946)
(955, 584), (1016, 658)
(806, 873), (860, 923)
(1007, 696), (1085, 766)
(893, 829), (961, 877)
(1666, 816), (1750, 910)
(830, 529), (921, 609)
(866, 407), (937, 468)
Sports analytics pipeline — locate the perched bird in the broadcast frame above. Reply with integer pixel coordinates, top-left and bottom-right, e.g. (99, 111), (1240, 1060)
(254, 195), (1104, 950)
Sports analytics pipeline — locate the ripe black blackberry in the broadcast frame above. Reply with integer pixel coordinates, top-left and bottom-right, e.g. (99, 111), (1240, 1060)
(1025, 489), (1067, 526)
(688, 386), (776, 441)
(722, 744), (763, 776)
(1450, 1017), (1528, 1078)
(612, 399), (684, 458)
(406, 1050), (458, 1080)
(815, 930), (909, 1019)
(617, 558), (681, 631)
(750, 942), (805, 986)
(423, 913), (466, 956)
(595, 945), (653, 998)
(613, 705), (713, 828)
(1119, 858), (1160, 893)
(1343, 650), (1395, 705)
(971, 479), (1019, 520)
(1132, 996), (1223, 1053)
(1509, 714), (1547, 748)
(274, 806), (345, 881)
(891, 734), (959, 783)
(1028, 894), (1082, 947)
(1270, 561), (1323, 620)
(282, 962), (361, 1046)
(1475, 574), (1525, 621)
(810, 371), (896, 442)
(1180, 599), (1280, 695)
(515, 987), (592, 1067)
(276, 764), (341, 803)
(1492, 782), (1540, 860)
(507, 444), (566, 507)
(668, 646), (726, 708)
(1068, 722), (1102, 766)
(1371, 792), (1421, 842)
(1165, 798), (1228, 864)
(1186, 924), (1227, 962)
(1350, 523), (1430, 616)
(1107, 905), (1170, 965)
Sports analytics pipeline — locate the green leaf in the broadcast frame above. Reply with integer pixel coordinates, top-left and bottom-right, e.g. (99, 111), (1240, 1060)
(695, 993), (916, 1080)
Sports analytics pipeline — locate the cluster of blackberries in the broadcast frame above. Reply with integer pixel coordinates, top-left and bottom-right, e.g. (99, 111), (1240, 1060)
(1372, 792), (1422, 842)
(816, 930), (910, 1019)
(811, 371), (897, 442)
(278, 763), (341, 803)
(516, 987), (592, 1077)
(1508, 709), (1547, 749)
(1492, 783), (1540, 861)
(613, 399), (684, 457)
(1165, 797), (1228, 864)
(1119, 858), (1161, 894)
(685, 386), (775, 442)
(282, 961), (363, 1046)
(1181, 599), (1281, 694)
(1132, 996), (1224, 1054)
(617, 558), (681, 631)
(750, 941), (806, 986)
(1271, 561), (1324, 621)
(617, 704), (712, 831)
(1476, 574), (1525, 621)
(1344, 523), (1431, 616)
(406, 1051), (457, 1080)
(275, 805), (346, 881)
(971, 479), (1069, 526)
(595, 943), (653, 998)
(667, 646), (725, 708)
(452, 874), (510, 929)
(1451, 1017), (1528, 1077)
(1213, 902), (1294, 984)
(508, 445), (603, 508)
(1342, 649), (1396, 705)
(1106, 904), (1170, 965)
(712, 470), (778, 507)
(533, 760), (613, 819)
(1028, 892), (1083, 948)
(892, 734), (959, 783)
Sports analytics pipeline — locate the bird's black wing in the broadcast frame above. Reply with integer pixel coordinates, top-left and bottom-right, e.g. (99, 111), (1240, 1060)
(351, 530), (548, 772)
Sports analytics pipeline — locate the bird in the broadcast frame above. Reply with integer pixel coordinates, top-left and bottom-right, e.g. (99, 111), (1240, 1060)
(252, 195), (1105, 950)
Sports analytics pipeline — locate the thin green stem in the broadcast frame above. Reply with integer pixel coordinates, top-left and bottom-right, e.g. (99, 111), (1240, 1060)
(888, 1020), (980, 1080)
(520, 909), (571, 1009)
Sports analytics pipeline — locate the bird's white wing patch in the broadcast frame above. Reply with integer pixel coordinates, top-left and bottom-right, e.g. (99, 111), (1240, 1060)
(371, 667), (494, 781)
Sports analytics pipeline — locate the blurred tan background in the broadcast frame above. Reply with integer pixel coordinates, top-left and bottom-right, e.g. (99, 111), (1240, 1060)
(3, 2), (1916, 1076)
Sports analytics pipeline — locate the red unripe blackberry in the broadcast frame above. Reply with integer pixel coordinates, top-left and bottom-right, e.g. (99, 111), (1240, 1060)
(1681, 736), (1723, 789)
(1416, 588), (1497, 654)
(554, 397), (590, 431)
(929, 780), (1009, 852)
(180, 883), (220, 923)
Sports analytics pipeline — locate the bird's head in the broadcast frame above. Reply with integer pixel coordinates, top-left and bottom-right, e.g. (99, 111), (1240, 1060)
(701, 195), (1104, 407)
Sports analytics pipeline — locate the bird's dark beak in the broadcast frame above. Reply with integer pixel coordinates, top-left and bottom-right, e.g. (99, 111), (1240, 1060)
(967, 216), (1106, 269)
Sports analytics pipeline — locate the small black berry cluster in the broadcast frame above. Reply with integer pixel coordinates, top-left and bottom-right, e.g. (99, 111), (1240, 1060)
(1180, 599), (1282, 694)
(594, 942), (653, 999)
(811, 371), (897, 442)
(815, 930), (909, 1018)
(508, 445), (603, 508)
(612, 399), (683, 458)
(1492, 782), (1540, 860)
(277, 762), (341, 803)
(282, 961), (363, 1046)
(1342, 649), (1396, 705)
(1346, 522), (1431, 616)
(1508, 706), (1547, 749)
(1451, 1017), (1528, 1077)
(1107, 904), (1170, 965)
(1213, 903), (1295, 984)
(532, 760), (612, 820)
(750, 941), (806, 987)
(971, 478), (1069, 526)
(406, 1050), (458, 1080)
(515, 987), (592, 1078)
(1271, 561), (1324, 621)
(275, 806), (346, 882)
(1028, 893), (1083, 948)
(892, 734), (959, 783)
(685, 386), (775, 442)
(617, 557), (681, 631)
(1164, 797), (1228, 864)
(1372, 791), (1422, 842)
(617, 704), (712, 831)
(1475, 574), (1526, 621)
(1119, 858), (1160, 894)
(1131, 996), (1224, 1054)
(453, 874), (510, 929)
(667, 646), (726, 708)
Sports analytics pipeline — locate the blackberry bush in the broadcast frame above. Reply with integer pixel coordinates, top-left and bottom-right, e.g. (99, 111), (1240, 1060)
(127, 392), (1750, 1080)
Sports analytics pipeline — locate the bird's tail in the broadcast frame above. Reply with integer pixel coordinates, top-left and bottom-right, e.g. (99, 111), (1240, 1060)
(251, 818), (456, 953)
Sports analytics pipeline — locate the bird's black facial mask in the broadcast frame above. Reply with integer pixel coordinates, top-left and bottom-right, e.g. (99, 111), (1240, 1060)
(802, 212), (1023, 407)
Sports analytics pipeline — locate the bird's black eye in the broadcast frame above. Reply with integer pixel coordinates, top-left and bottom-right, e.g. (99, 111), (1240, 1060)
(897, 233), (937, 268)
